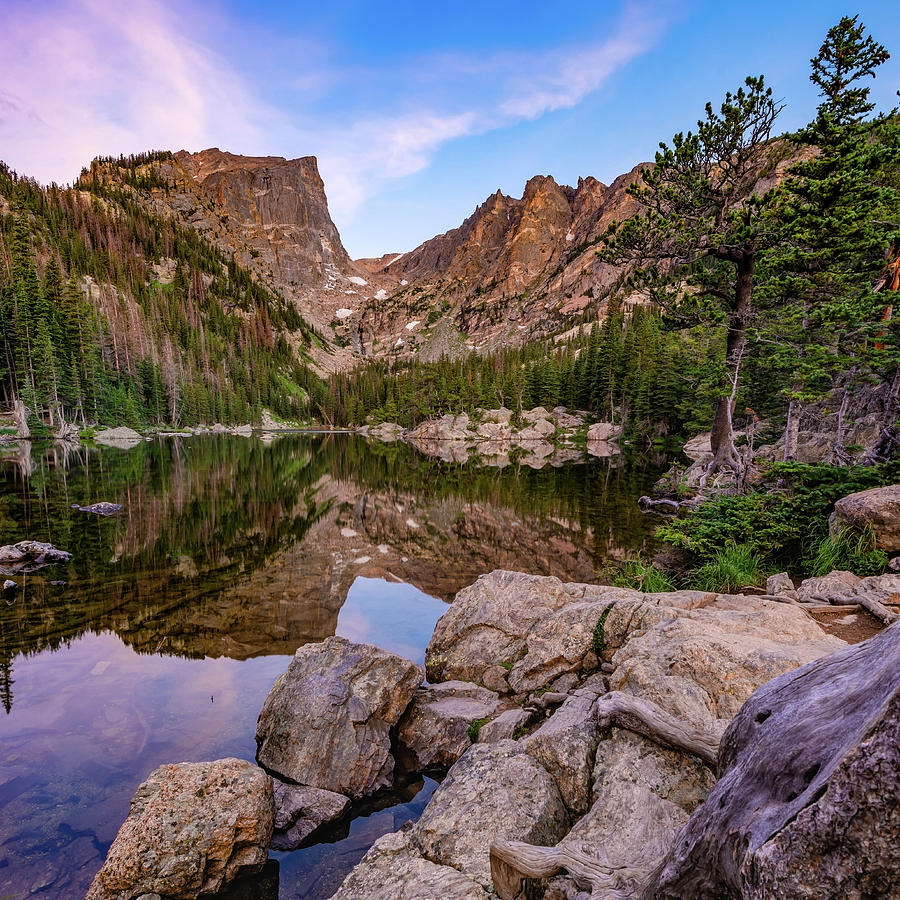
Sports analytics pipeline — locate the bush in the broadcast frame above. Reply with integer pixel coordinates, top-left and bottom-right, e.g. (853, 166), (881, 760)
(805, 525), (887, 577)
(689, 545), (765, 592)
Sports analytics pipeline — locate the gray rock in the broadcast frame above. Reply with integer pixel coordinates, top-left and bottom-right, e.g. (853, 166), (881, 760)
(521, 407), (552, 424)
(329, 829), (490, 900)
(93, 426), (142, 449)
(86, 759), (273, 900)
(2, 579), (16, 592)
(797, 570), (861, 604)
(255, 637), (423, 797)
(396, 681), (505, 770)
(481, 665), (510, 693)
(474, 421), (511, 442)
(0, 541), (72, 573)
(516, 418), (556, 442)
(766, 571), (798, 600)
(832, 484), (900, 551)
(478, 707), (531, 743)
(587, 421), (623, 443)
(72, 502), (123, 516)
(410, 740), (570, 887)
(524, 679), (607, 815)
(270, 781), (348, 851)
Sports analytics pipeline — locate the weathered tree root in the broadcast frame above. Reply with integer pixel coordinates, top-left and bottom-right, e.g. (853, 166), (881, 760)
(593, 691), (721, 768)
(491, 839), (639, 900)
(489, 692), (723, 898)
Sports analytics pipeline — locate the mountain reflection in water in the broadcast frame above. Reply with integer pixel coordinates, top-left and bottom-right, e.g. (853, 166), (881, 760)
(0, 433), (668, 898)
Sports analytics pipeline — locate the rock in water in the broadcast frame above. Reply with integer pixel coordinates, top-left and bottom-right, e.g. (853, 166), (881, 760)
(255, 636), (423, 797)
(832, 483), (900, 551)
(648, 622), (900, 899)
(72, 502), (123, 516)
(93, 427), (143, 449)
(0, 541), (72, 573)
(270, 781), (349, 851)
(396, 681), (505, 770)
(86, 758), (273, 900)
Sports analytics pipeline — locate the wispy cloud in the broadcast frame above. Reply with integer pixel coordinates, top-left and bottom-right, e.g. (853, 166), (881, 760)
(1, 0), (671, 227)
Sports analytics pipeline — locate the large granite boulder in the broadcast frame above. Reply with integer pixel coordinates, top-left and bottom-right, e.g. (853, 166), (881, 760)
(329, 829), (490, 900)
(407, 414), (471, 442)
(587, 422), (622, 443)
(832, 484), (900, 551)
(410, 740), (570, 888)
(93, 426), (143, 449)
(256, 637), (423, 797)
(516, 418), (556, 442)
(425, 570), (635, 686)
(649, 622), (900, 899)
(270, 780), (349, 851)
(86, 759), (273, 900)
(396, 681), (505, 770)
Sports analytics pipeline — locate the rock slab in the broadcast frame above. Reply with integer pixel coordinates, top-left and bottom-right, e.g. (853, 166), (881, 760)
(832, 484), (900, 551)
(256, 636), (423, 797)
(86, 758), (273, 900)
(271, 781), (349, 851)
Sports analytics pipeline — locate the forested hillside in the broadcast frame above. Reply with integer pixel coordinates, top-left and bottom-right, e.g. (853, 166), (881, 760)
(0, 153), (327, 431)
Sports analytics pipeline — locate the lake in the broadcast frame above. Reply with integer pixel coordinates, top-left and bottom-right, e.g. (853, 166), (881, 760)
(0, 433), (667, 898)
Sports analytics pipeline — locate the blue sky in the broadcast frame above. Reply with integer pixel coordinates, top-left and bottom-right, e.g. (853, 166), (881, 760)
(2, 1), (898, 257)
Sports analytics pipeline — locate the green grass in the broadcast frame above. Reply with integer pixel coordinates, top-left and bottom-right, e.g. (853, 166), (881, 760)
(467, 717), (489, 743)
(592, 604), (614, 655)
(688, 545), (765, 593)
(805, 525), (887, 577)
(613, 555), (676, 593)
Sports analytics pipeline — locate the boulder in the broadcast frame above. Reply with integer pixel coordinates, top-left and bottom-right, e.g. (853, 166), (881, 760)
(516, 418), (556, 441)
(366, 422), (404, 441)
(587, 422), (622, 443)
(475, 421), (512, 442)
(270, 781), (349, 851)
(796, 570), (861, 604)
(255, 637), (423, 797)
(425, 571), (631, 685)
(766, 571), (798, 600)
(648, 622), (900, 899)
(72, 502), (123, 516)
(86, 759), (273, 900)
(524, 677), (607, 815)
(479, 407), (513, 424)
(0, 540), (72, 573)
(551, 407), (584, 429)
(93, 426), (142, 449)
(407, 414), (471, 442)
(329, 829), (490, 900)
(410, 741), (570, 887)
(2, 579), (17, 592)
(478, 708), (531, 743)
(832, 484), (900, 551)
(396, 681), (505, 770)
(521, 407), (552, 423)
(586, 439), (620, 458)
(682, 431), (712, 460)
(481, 664), (511, 694)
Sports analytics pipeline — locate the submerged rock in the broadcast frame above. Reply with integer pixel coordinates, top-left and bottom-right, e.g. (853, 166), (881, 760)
(396, 681), (505, 770)
(0, 540), (72, 573)
(256, 636), (423, 797)
(71, 502), (123, 516)
(86, 758), (273, 900)
(270, 781), (349, 851)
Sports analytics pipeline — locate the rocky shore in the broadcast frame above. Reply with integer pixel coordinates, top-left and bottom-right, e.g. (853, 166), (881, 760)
(87, 556), (899, 899)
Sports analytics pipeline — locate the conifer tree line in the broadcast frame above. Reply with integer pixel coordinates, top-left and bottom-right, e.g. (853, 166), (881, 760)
(316, 17), (900, 450)
(0, 154), (324, 431)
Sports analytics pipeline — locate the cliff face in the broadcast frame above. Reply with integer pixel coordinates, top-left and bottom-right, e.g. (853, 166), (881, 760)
(348, 167), (647, 361)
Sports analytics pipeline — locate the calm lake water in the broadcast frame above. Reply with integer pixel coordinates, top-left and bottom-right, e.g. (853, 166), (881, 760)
(0, 433), (667, 899)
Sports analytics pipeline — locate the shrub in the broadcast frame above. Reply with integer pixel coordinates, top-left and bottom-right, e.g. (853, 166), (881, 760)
(805, 525), (887, 577)
(689, 545), (765, 592)
(467, 717), (489, 742)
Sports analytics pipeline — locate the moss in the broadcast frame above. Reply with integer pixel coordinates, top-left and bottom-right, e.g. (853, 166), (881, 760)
(499, 660), (514, 671)
(592, 603), (614, 655)
(467, 717), (490, 743)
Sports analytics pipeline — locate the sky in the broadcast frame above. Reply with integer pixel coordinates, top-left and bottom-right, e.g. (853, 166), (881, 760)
(2, 1), (899, 258)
